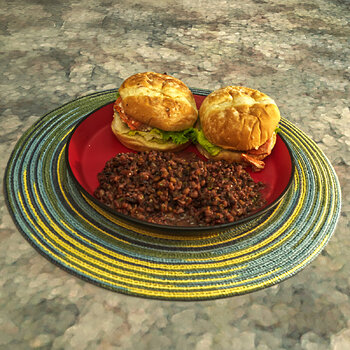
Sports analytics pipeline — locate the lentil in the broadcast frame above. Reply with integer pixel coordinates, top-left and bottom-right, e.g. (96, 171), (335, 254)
(94, 151), (265, 226)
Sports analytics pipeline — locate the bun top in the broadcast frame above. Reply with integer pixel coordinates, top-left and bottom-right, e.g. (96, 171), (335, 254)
(199, 86), (281, 151)
(118, 72), (198, 131)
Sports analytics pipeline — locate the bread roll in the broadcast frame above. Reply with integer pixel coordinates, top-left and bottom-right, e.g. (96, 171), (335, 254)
(199, 86), (280, 151)
(119, 72), (198, 131)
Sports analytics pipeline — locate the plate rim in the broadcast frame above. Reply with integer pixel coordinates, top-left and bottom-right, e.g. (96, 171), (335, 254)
(65, 89), (296, 232)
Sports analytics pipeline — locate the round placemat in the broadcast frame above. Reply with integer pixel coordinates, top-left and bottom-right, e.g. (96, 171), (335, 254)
(4, 89), (341, 300)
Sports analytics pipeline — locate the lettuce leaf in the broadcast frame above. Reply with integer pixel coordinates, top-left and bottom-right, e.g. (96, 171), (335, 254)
(158, 128), (194, 144)
(156, 127), (222, 155)
(190, 129), (221, 156)
(127, 126), (222, 156)
(128, 128), (194, 144)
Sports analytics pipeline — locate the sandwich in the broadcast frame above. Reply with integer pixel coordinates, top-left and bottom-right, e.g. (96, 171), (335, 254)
(195, 86), (281, 170)
(111, 72), (198, 152)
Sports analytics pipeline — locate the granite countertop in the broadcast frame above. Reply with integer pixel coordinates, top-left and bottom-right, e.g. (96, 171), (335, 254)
(1, 1), (349, 349)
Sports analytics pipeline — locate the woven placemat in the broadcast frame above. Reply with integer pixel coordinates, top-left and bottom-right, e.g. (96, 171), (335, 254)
(4, 89), (341, 300)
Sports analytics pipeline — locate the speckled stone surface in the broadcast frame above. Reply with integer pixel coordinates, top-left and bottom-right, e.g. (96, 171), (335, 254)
(1, 0), (349, 349)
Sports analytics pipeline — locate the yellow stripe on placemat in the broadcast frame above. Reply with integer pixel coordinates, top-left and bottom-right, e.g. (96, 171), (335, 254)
(21, 174), (280, 293)
(18, 184), (327, 300)
(18, 213), (281, 299)
(285, 123), (334, 239)
(21, 180), (252, 286)
(27, 168), (256, 279)
(263, 232), (330, 284)
(18, 190), (286, 298)
(301, 141), (331, 236)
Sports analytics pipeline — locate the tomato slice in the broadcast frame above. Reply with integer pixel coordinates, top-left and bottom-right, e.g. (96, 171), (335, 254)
(113, 97), (145, 130)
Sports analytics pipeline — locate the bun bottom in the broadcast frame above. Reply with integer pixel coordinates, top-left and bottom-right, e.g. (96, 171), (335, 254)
(196, 132), (277, 163)
(111, 114), (190, 152)
(196, 144), (243, 162)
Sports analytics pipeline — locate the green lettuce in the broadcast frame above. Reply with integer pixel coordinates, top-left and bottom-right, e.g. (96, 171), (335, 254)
(190, 128), (221, 156)
(128, 126), (222, 156)
(128, 128), (194, 145)
(158, 128), (194, 144)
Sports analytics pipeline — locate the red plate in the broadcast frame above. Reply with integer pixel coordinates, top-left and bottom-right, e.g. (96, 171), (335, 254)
(67, 94), (295, 231)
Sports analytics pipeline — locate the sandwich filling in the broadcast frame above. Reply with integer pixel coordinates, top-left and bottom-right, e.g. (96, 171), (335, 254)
(241, 134), (276, 169)
(197, 123), (278, 169)
(113, 97), (193, 145)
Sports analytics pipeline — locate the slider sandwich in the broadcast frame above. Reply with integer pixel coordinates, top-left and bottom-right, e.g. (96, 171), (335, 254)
(111, 72), (198, 152)
(195, 86), (281, 170)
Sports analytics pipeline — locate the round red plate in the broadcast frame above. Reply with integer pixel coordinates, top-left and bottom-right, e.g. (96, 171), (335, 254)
(67, 94), (295, 230)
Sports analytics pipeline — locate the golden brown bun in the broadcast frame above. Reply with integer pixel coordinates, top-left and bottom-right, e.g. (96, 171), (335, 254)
(199, 86), (280, 151)
(196, 132), (277, 163)
(111, 111), (189, 152)
(119, 72), (198, 131)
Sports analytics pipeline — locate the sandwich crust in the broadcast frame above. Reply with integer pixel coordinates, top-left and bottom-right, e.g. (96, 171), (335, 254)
(119, 72), (198, 131)
(199, 86), (280, 151)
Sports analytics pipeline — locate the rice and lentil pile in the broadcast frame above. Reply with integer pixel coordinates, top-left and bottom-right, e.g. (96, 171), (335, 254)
(94, 151), (265, 226)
